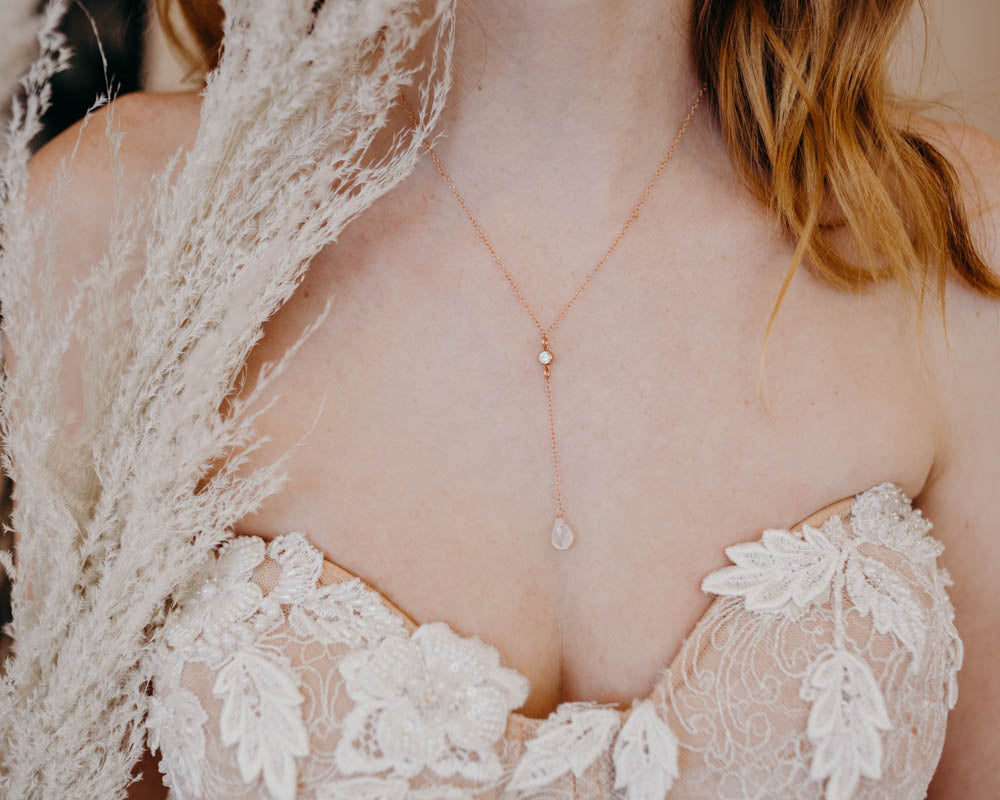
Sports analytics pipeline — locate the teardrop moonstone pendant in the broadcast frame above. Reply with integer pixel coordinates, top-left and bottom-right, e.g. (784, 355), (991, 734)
(551, 517), (575, 550)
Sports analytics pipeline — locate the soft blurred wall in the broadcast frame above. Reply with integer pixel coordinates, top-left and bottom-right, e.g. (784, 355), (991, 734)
(145, 0), (1000, 139)
(143, 0), (201, 92)
(892, 0), (1000, 139)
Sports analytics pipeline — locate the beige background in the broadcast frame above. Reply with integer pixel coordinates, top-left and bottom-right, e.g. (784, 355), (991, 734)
(892, 0), (1000, 138)
(144, 2), (1000, 138)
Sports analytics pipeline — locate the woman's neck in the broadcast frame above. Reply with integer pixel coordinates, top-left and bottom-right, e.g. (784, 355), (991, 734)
(409, 0), (703, 219)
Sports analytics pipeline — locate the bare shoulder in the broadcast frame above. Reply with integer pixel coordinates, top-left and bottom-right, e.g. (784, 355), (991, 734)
(904, 118), (1000, 799)
(7, 90), (203, 407)
(29, 88), (203, 185)
(14, 89), (202, 336)
(911, 119), (1000, 464)
(26, 90), (203, 269)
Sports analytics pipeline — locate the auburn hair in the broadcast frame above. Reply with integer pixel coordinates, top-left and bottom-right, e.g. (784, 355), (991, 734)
(154, 0), (224, 79)
(156, 0), (1000, 386)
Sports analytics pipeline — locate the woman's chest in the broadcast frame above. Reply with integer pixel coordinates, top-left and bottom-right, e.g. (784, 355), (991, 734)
(228, 204), (939, 718)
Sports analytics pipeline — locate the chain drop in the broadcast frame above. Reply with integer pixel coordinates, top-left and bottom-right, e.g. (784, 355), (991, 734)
(397, 84), (707, 549)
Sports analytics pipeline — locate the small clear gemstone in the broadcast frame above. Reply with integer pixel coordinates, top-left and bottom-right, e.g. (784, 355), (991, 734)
(538, 350), (553, 365)
(551, 517), (575, 550)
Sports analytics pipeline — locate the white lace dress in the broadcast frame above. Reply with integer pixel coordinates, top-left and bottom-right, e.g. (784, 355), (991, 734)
(146, 481), (962, 799)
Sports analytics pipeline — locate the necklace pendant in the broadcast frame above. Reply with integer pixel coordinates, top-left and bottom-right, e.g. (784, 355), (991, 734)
(550, 516), (575, 550)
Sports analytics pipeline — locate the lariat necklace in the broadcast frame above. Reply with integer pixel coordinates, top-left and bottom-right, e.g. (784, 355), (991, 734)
(398, 84), (706, 550)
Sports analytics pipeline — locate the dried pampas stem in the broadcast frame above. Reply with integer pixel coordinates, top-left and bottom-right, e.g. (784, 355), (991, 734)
(0, 0), (456, 795)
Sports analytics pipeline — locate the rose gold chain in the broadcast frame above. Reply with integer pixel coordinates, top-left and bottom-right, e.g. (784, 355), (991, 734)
(398, 84), (706, 545)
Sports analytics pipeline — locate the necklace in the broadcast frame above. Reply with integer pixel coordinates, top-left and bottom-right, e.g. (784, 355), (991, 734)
(398, 84), (706, 550)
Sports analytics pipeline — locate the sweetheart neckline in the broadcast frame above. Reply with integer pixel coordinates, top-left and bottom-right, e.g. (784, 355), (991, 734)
(270, 483), (899, 732)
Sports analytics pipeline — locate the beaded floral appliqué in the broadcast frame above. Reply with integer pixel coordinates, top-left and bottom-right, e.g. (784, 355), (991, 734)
(334, 620), (531, 782)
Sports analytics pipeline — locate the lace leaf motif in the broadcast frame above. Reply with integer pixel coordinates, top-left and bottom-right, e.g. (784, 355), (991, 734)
(265, 535), (408, 649)
(288, 576), (406, 649)
(844, 552), (926, 669)
(700, 520), (846, 615)
(504, 692), (681, 796)
(934, 567), (964, 710)
(507, 702), (621, 791)
(801, 649), (892, 800)
(146, 688), (209, 799)
(213, 649), (309, 800)
(612, 698), (680, 800)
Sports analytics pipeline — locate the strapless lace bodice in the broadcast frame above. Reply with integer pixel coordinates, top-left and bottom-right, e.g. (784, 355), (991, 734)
(146, 481), (962, 799)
